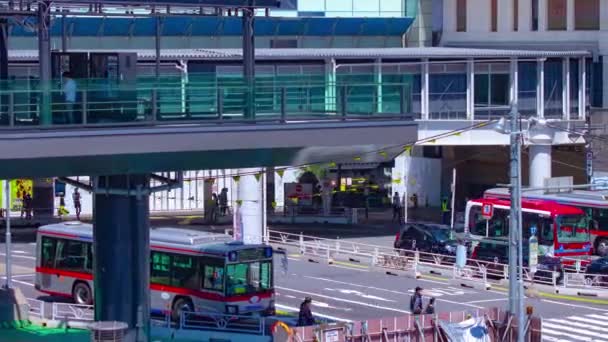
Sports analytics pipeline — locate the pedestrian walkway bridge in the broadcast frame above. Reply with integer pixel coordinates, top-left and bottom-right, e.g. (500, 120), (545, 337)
(0, 74), (416, 178)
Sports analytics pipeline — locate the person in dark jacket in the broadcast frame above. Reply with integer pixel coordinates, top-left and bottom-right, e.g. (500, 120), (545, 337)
(298, 297), (315, 326)
(425, 297), (436, 315)
(410, 286), (424, 314)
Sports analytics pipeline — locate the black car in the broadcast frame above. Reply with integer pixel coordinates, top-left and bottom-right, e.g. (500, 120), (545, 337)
(585, 257), (608, 285)
(471, 238), (564, 282)
(394, 223), (458, 255)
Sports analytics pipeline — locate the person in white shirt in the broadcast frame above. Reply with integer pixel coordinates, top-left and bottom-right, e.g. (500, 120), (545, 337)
(62, 71), (77, 123)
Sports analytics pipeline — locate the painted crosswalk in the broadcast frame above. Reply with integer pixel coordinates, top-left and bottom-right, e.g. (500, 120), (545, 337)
(543, 312), (608, 342)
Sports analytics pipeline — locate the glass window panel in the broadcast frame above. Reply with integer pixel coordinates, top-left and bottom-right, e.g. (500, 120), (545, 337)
(298, 0), (325, 12)
(41, 237), (56, 268)
(531, 0), (539, 30)
(457, 0), (467, 32)
(203, 265), (224, 291)
(171, 254), (198, 289)
(513, 0), (519, 31)
(490, 74), (509, 106)
(575, 0), (599, 30)
(151, 251), (172, 286)
(547, 0), (567, 30)
(491, 0), (498, 32)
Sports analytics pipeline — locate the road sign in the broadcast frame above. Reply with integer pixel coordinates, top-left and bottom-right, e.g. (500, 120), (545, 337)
(481, 203), (494, 220)
(529, 236), (538, 274)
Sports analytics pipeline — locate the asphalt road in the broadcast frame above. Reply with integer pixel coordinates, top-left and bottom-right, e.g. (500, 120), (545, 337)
(3, 221), (608, 341)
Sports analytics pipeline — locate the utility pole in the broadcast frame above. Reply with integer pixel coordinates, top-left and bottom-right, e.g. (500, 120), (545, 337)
(242, 1), (255, 119)
(508, 80), (525, 341)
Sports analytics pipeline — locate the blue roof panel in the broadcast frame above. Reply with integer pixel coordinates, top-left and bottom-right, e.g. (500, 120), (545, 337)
(8, 16), (415, 38)
(102, 18), (132, 36)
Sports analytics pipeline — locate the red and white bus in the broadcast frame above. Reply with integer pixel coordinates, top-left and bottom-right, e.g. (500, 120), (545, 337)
(485, 188), (608, 256)
(464, 198), (592, 258)
(35, 222), (275, 320)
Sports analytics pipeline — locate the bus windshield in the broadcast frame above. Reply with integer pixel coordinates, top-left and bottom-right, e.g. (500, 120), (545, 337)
(468, 205), (509, 238)
(556, 215), (589, 243)
(226, 261), (272, 296)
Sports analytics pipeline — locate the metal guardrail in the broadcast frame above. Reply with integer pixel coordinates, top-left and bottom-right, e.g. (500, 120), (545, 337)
(51, 302), (95, 322)
(25, 298), (45, 319)
(178, 311), (267, 335)
(266, 230), (608, 297)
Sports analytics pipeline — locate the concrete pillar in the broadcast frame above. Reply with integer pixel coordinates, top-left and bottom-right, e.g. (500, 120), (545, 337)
(467, 59), (475, 119)
(538, 0), (548, 31)
(325, 58), (337, 113)
(566, 0), (574, 31)
(32, 178), (54, 219)
(421, 59), (430, 119)
(374, 58), (383, 113)
(93, 175), (150, 342)
(519, 0), (532, 32)
(234, 168), (265, 244)
(510, 58), (519, 108)
(38, 2), (52, 126)
(529, 145), (552, 188)
(601, 0), (608, 31)
(579, 57), (586, 120)
(203, 173), (214, 223)
(562, 57), (571, 120)
(537, 58), (545, 118)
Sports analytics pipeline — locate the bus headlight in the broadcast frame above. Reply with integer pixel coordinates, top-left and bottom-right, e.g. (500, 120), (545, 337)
(226, 305), (239, 314)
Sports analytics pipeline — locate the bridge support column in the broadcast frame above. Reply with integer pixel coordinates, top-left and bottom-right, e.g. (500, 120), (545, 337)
(529, 145), (552, 188)
(234, 168), (265, 244)
(93, 175), (150, 342)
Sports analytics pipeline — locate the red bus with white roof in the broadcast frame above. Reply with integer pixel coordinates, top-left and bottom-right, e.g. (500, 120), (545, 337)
(485, 188), (608, 256)
(464, 198), (592, 258)
(35, 222), (275, 321)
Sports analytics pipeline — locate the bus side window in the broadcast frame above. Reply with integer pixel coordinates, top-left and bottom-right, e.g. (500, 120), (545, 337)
(171, 255), (197, 289)
(203, 265), (224, 291)
(151, 251), (171, 285)
(41, 237), (56, 268)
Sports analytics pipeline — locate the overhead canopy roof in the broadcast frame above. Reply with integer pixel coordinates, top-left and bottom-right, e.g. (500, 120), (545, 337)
(8, 47), (591, 62)
(8, 16), (414, 37)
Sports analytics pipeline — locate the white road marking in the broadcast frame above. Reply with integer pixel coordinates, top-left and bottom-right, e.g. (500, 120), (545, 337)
(304, 275), (483, 309)
(276, 286), (410, 314)
(541, 299), (608, 312)
(541, 327), (594, 342)
(465, 298), (508, 304)
(330, 265), (370, 272)
(275, 304), (352, 323)
(325, 288), (395, 302)
(543, 322), (608, 341)
(546, 318), (608, 333)
(0, 274), (35, 279)
(573, 314), (608, 326)
(0, 253), (36, 260)
(10, 279), (34, 287)
(12, 250), (28, 254)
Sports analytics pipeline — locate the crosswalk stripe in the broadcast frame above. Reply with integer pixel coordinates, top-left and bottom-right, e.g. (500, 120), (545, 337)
(543, 322), (608, 341)
(545, 319), (608, 333)
(542, 336), (574, 342)
(569, 316), (608, 327)
(541, 327), (594, 342)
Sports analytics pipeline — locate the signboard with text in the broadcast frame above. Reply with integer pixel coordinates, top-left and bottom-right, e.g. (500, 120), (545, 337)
(481, 203), (494, 220)
(284, 183), (312, 206)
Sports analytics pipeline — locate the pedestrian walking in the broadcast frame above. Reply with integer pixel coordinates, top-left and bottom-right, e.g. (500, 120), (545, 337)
(23, 193), (33, 220)
(72, 188), (82, 220)
(62, 71), (77, 124)
(392, 192), (402, 223)
(298, 297), (315, 326)
(441, 196), (450, 225)
(219, 188), (228, 216)
(410, 286), (424, 315)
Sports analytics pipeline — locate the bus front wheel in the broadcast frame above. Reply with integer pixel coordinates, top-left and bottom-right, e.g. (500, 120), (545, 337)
(72, 282), (93, 306)
(596, 239), (608, 257)
(171, 297), (194, 323)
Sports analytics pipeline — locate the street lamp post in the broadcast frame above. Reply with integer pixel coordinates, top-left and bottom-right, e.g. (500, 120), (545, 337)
(3, 180), (11, 289)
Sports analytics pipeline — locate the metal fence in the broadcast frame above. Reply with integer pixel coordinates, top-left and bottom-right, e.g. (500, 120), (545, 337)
(266, 229), (608, 297)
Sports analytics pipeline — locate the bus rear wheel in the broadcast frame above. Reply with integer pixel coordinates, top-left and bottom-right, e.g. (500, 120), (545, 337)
(171, 297), (194, 323)
(72, 282), (92, 305)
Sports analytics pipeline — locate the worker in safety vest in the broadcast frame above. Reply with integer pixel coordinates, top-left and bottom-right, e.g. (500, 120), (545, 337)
(441, 196), (450, 225)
